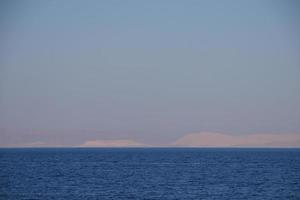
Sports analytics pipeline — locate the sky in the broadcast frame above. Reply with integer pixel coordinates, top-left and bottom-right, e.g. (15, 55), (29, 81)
(0, 0), (300, 147)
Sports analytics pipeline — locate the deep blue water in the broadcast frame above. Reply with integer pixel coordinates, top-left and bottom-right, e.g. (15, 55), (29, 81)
(0, 148), (300, 200)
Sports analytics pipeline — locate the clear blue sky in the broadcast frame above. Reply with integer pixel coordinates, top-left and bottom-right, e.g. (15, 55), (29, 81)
(0, 0), (299, 146)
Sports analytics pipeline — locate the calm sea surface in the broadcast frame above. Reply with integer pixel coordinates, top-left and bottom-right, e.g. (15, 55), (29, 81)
(0, 148), (300, 200)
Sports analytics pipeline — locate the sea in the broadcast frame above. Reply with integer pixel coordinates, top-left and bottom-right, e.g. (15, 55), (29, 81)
(0, 148), (300, 200)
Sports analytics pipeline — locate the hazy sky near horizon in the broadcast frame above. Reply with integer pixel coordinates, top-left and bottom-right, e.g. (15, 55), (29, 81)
(0, 0), (300, 146)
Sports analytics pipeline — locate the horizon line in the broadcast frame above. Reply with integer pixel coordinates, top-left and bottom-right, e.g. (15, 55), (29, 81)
(1, 146), (300, 149)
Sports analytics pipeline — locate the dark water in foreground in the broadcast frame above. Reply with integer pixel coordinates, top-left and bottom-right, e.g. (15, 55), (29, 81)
(0, 148), (300, 200)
